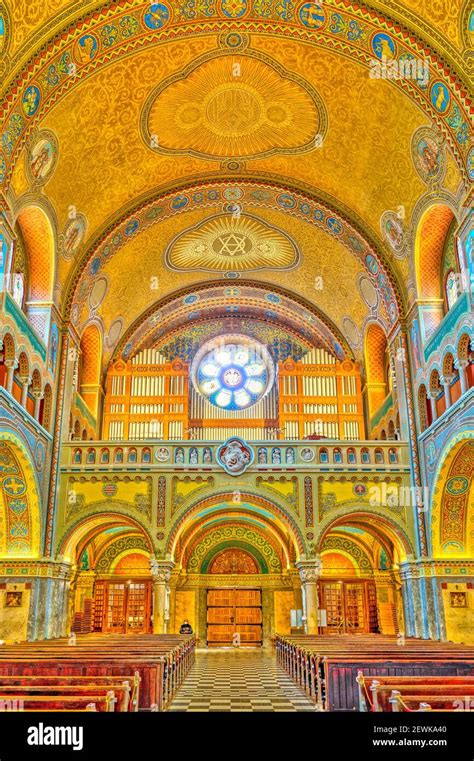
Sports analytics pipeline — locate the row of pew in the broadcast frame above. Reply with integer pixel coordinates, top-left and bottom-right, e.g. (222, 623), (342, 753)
(356, 673), (474, 712)
(0, 633), (195, 711)
(275, 634), (474, 711)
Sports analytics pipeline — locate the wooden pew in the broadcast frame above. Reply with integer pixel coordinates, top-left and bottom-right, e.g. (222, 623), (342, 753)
(0, 634), (195, 711)
(275, 634), (474, 711)
(0, 673), (139, 711)
(357, 673), (474, 712)
(0, 691), (116, 712)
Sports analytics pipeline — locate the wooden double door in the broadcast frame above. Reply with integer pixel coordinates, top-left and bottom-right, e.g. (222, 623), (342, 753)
(93, 580), (152, 634)
(319, 580), (379, 634)
(207, 588), (262, 646)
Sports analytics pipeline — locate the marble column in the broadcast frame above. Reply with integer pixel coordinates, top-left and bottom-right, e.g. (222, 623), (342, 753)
(427, 391), (438, 422)
(455, 359), (469, 395)
(19, 375), (31, 407)
(4, 358), (18, 394)
(296, 557), (322, 635)
(33, 390), (44, 421)
(440, 374), (453, 409)
(151, 558), (175, 634)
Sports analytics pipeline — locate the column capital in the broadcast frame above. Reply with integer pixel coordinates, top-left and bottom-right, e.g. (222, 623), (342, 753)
(19, 374), (32, 386)
(150, 558), (175, 583)
(295, 557), (323, 583)
(440, 374), (454, 386)
(32, 389), (44, 400)
(4, 358), (18, 370)
(454, 358), (469, 370)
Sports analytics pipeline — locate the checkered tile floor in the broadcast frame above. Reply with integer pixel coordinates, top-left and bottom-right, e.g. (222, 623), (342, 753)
(168, 648), (315, 712)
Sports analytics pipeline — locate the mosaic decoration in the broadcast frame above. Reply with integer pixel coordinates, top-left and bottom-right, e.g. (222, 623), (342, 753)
(142, 51), (326, 160)
(187, 524), (282, 573)
(95, 535), (150, 571)
(0, 0), (470, 194)
(0, 441), (36, 556)
(380, 211), (406, 259)
(411, 126), (446, 185)
(209, 548), (258, 574)
(217, 437), (254, 475)
(304, 476), (314, 527)
(165, 214), (299, 272)
(68, 181), (401, 328)
(26, 129), (58, 186)
(322, 535), (372, 573)
(440, 441), (474, 554)
(119, 281), (349, 366)
(157, 475), (166, 526)
(191, 336), (275, 411)
(60, 214), (87, 260)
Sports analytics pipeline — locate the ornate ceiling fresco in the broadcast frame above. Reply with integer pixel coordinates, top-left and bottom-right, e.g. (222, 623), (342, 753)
(164, 213), (300, 273)
(0, 0), (471, 372)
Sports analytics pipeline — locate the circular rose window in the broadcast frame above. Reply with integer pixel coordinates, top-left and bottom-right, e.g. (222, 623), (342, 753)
(191, 335), (275, 411)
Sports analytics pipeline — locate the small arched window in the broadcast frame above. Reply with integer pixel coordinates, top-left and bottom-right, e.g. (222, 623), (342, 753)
(375, 448), (384, 464)
(73, 448), (82, 464)
(361, 448), (370, 464)
(100, 448), (110, 464)
(388, 448), (398, 464)
(128, 448), (137, 463)
(114, 448), (123, 464)
(333, 447), (343, 464)
(445, 270), (459, 311)
(86, 448), (96, 464)
(319, 448), (329, 464)
(347, 447), (356, 464)
(142, 447), (151, 463)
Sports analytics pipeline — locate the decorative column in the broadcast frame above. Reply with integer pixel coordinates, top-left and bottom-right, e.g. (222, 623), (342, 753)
(296, 557), (322, 635)
(427, 391), (438, 422)
(455, 359), (469, 395)
(440, 375), (453, 409)
(151, 558), (175, 634)
(33, 390), (44, 421)
(19, 375), (31, 407)
(4, 358), (17, 394)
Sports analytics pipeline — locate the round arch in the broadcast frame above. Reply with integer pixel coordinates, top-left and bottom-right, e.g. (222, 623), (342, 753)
(58, 510), (154, 563)
(0, 434), (42, 558)
(316, 506), (415, 563)
(429, 432), (474, 558)
(16, 205), (55, 302)
(414, 203), (456, 301)
(167, 491), (306, 561)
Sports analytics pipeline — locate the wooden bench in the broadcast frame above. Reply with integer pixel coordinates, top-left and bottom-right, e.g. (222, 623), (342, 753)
(0, 673), (140, 711)
(0, 634), (195, 711)
(357, 672), (474, 711)
(275, 634), (474, 711)
(0, 691), (116, 712)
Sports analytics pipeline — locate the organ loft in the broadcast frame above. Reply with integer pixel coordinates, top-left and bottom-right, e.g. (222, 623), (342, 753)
(0, 0), (472, 726)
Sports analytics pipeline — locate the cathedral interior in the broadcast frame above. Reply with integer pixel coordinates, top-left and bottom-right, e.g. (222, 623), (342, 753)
(0, 0), (473, 721)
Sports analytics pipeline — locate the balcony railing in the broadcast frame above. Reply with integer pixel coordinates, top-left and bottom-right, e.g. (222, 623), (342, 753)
(62, 440), (409, 470)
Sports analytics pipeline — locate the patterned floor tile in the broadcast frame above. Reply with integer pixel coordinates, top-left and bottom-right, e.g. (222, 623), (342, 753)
(168, 649), (315, 713)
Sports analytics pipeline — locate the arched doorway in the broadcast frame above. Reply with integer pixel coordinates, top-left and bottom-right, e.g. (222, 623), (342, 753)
(59, 512), (154, 635)
(317, 510), (412, 636)
(168, 492), (303, 646)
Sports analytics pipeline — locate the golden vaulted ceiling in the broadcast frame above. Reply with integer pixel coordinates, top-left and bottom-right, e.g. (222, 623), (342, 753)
(0, 0), (472, 369)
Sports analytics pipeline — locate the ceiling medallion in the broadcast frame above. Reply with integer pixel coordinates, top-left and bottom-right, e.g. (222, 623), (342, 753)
(142, 51), (327, 160)
(165, 213), (299, 272)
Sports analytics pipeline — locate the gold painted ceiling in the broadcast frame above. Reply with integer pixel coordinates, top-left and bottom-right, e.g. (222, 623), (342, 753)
(1, 0), (472, 372)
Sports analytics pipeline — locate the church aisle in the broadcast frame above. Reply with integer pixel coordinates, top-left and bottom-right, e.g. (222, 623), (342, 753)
(167, 648), (315, 712)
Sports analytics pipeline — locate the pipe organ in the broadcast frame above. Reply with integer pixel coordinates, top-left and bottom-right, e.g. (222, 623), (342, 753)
(103, 346), (365, 441)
